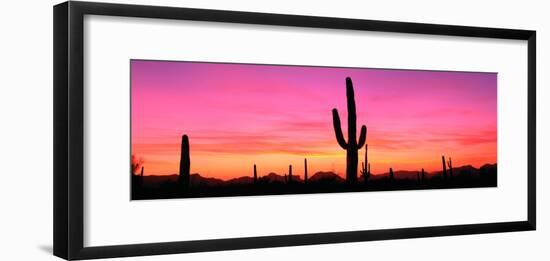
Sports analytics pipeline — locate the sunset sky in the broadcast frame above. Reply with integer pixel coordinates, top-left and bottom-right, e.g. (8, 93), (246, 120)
(131, 60), (497, 180)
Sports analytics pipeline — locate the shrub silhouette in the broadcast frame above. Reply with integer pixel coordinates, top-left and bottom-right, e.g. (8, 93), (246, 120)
(179, 134), (190, 190)
(332, 77), (367, 184)
(131, 164), (144, 192)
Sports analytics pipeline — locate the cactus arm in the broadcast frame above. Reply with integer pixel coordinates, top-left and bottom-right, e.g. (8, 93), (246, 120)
(332, 108), (348, 149)
(357, 125), (367, 148)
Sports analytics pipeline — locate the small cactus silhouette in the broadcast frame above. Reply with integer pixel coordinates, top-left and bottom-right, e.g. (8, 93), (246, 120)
(304, 158), (308, 184)
(368, 163), (371, 175)
(288, 165), (293, 184)
(389, 168), (394, 180)
(179, 135), (190, 189)
(441, 155), (447, 180)
(253, 164), (257, 184)
(332, 77), (367, 184)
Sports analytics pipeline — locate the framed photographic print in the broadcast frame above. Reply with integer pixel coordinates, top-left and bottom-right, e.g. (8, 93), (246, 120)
(54, 1), (536, 260)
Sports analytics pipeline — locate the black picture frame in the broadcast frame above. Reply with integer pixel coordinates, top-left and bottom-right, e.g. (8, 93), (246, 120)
(53, 1), (536, 260)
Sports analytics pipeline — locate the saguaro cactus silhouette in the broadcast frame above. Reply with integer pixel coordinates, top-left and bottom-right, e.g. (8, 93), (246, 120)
(360, 145), (370, 184)
(447, 157), (453, 178)
(332, 77), (367, 184)
(288, 165), (293, 184)
(253, 164), (258, 184)
(441, 155), (447, 180)
(179, 135), (190, 189)
(304, 158), (308, 184)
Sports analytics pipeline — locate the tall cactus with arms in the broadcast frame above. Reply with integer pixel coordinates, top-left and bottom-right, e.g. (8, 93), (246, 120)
(332, 77), (367, 184)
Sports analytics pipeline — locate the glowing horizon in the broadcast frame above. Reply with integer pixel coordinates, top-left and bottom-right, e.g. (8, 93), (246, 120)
(131, 60), (497, 180)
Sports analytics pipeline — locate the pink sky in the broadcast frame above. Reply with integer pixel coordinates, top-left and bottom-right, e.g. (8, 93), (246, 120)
(131, 60), (497, 180)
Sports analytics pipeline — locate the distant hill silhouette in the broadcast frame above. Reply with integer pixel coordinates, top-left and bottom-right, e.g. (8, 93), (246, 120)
(226, 176), (254, 185)
(140, 173), (224, 188)
(138, 163), (494, 188)
(190, 173), (224, 187)
(259, 172), (286, 183)
(309, 171), (344, 183)
(367, 170), (421, 180)
(358, 164), (497, 181)
(141, 174), (177, 188)
(132, 163), (497, 200)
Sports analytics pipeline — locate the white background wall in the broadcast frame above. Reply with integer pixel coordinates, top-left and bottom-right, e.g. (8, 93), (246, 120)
(0, 0), (547, 260)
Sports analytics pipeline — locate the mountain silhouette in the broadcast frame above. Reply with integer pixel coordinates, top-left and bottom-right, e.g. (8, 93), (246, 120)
(353, 163), (497, 181)
(137, 163), (495, 188)
(139, 173), (224, 188)
(141, 174), (178, 188)
(132, 162), (497, 200)
(371, 170), (420, 180)
(309, 171), (345, 183)
(480, 163), (497, 172)
(226, 176), (254, 185)
(259, 172), (286, 183)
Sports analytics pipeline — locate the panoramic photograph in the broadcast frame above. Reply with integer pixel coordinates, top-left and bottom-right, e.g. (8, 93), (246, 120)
(130, 60), (497, 200)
